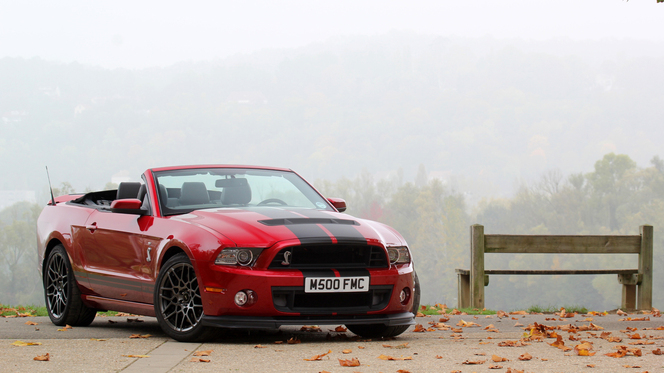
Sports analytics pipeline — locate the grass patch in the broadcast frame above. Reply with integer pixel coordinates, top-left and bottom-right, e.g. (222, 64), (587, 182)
(0, 304), (47, 317)
(1, 305), (120, 317)
(96, 310), (120, 317)
(527, 304), (588, 314)
(419, 304), (496, 316)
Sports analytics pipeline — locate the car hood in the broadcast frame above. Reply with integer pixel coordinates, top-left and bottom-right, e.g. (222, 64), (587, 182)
(172, 207), (406, 248)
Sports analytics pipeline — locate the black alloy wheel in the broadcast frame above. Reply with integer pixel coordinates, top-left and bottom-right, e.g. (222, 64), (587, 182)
(154, 253), (212, 342)
(44, 244), (97, 326)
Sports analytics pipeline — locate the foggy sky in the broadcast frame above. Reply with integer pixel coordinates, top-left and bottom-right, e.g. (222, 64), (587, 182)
(1, 0), (662, 69)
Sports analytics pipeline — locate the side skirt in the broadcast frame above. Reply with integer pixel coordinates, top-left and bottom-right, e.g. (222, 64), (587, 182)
(82, 295), (156, 317)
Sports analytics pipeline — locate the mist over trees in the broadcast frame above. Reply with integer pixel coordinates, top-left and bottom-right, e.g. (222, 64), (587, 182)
(2, 33), (664, 197)
(1, 33), (663, 310)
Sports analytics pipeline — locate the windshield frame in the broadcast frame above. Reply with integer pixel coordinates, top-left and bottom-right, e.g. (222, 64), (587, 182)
(152, 167), (334, 216)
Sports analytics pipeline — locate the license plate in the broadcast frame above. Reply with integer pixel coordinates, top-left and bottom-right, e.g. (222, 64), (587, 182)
(304, 276), (369, 293)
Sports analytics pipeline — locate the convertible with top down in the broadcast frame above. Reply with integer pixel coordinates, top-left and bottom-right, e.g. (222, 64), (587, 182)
(37, 165), (419, 341)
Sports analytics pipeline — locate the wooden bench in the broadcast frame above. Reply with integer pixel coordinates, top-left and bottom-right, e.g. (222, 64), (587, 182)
(456, 224), (653, 311)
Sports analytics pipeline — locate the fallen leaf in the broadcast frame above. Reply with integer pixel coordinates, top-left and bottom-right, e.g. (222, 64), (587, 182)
(254, 344), (266, 348)
(304, 349), (332, 361)
(90, 338), (107, 341)
(462, 359), (486, 364)
(129, 334), (151, 339)
(287, 337), (301, 344)
(33, 353), (50, 361)
(300, 325), (322, 332)
(457, 319), (480, 327)
(189, 358), (210, 363)
(24, 321), (38, 326)
(274, 341), (283, 344)
(377, 354), (412, 360)
(123, 355), (149, 358)
(193, 350), (212, 356)
(489, 364), (503, 369)
(342, 349), (352, 354)
(107, 320), (117, 324)
(518, 353), (533, 360)
(338, 358), (360, 367)
(382, 343), (409, 349)
(334, 326), (347, 332)
(587, 364), (596, 368)
(127, 318), (144, 323)
(11, 340), (42, 346)
(435, 355), (443, 359)
(491, 354), (508, 362)
(653, 348), (663, 355)
(498, 340), (530, 347)
(396, 370), (411, 373)
(357, 346), (365, 349)
(412, 324), (426, 332)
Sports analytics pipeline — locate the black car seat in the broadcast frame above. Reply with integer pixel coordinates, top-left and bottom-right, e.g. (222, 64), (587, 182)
(116, 182), (142, 200)
(179, 182), (210, 205)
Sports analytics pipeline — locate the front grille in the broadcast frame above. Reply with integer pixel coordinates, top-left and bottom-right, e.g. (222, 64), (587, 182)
(269, 244), (388, 269)
(272, 285), (392, 314)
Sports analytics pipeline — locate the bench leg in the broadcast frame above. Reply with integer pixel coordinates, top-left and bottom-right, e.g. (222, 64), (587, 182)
(458, 273), (470, 309)
(622, 284), (637, 312)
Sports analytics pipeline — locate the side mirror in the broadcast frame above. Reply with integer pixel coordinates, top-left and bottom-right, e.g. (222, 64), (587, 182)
(327, 198), (347, 213)
(111, 198), (147, 215)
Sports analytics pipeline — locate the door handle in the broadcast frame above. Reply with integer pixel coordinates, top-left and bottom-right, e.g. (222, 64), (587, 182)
(86, 222), (97, 232)
(146, 247), (152, 263)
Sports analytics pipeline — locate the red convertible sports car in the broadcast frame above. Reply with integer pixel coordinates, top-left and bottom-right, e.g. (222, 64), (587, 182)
(37, 165), (419, 341)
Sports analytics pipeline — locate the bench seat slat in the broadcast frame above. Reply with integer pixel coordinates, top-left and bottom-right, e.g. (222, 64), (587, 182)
(456, 269), (638, 275)
(484, 235), (642, 254)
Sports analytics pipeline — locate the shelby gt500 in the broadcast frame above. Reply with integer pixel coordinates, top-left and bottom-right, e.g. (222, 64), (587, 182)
(37, 165), (419, 341)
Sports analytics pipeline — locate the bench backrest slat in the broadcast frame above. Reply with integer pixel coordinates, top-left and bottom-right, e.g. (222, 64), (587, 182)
(484, 235), (642, 254)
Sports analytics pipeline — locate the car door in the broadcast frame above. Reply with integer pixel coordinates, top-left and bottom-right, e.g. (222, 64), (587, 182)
(78, 210), (161, 304)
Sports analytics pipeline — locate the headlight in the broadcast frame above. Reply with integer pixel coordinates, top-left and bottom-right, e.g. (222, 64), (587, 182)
(387, 246), (411, 265)
(215, 248), (263, 266)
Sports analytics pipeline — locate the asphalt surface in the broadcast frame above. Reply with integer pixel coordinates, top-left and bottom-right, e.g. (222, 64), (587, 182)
(2, 313), (664, 372)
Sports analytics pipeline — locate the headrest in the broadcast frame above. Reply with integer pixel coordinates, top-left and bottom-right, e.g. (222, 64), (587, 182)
(117, 182), (142, 200)
(180, 182), (210, 205)
(219, 178), (252, 205)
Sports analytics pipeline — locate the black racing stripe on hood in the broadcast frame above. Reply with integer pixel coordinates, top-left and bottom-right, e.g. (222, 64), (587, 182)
(260, 208), (368, 244)
(251, 208), (333, 244)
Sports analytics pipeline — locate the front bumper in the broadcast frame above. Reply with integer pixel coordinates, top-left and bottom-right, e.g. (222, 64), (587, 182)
(201, 311), (415, 330)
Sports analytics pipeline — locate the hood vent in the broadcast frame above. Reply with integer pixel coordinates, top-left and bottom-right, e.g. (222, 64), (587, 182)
(258, 218), (359, 227)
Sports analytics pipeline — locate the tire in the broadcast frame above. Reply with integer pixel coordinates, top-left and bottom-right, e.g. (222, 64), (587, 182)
(346, 270), (421, 339)
(411, 270), (421, 315)
(154, 253), (213, 342)
(43, 245), (97, 326)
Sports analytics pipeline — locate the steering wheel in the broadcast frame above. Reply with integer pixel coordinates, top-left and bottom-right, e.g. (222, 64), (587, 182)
(257, 198), (288, 206)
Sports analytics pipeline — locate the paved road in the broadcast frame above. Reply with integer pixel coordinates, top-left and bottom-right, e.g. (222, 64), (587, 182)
(2, 313), (664, 372)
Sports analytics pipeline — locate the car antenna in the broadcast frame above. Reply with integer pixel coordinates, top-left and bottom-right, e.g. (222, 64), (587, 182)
(46, 166), (57, 206)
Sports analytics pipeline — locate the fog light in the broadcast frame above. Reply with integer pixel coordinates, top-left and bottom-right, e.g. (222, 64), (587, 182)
(234, 289), (257, 307)
(235, 291), (248, 306)
(400, 287), (411, 305)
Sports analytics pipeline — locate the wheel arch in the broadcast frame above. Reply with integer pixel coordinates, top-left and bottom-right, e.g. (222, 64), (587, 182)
(158, 246), (189, 272)
(42, 238), (65, 273)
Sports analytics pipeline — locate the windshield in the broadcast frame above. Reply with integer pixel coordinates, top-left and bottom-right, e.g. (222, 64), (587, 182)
(153, 168), (333, 215)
